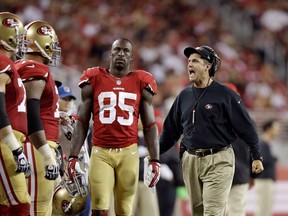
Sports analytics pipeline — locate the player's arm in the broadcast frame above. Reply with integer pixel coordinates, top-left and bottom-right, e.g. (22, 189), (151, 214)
(69, 84), (93, 157)
(141, 89), (161, 188)
(0, 72), (30, 174)
(140, 89), (159, 161)
(24, 79), (47, 148)
(67, 84), (93, 180)
(24, 79), (59, 180)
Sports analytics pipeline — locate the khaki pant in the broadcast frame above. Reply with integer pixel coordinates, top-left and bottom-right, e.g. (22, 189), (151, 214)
(133, 181), (159, 216)
(182, 147), (235, 216)
(228, 183), (249, 216)
(89, 144), (139, 215)
(254, 179), (275, 216)
(25, 141), (58, 216)
(0, 130), (30, 206)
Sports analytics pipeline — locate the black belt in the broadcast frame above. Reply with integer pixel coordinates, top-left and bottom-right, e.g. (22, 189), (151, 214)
(186, 145), (231, 157)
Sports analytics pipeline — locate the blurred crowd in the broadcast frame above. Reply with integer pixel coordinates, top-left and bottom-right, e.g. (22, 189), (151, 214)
(2, 0), (288, 113)
(1, 1), (288, 215)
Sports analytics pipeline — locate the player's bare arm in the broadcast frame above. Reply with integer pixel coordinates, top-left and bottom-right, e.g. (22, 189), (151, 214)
(140, 89), (159, 161)
(69, 84), (93, 157)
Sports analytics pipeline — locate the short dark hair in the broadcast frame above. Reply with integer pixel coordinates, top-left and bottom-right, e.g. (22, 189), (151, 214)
(115, 38), (133, 46)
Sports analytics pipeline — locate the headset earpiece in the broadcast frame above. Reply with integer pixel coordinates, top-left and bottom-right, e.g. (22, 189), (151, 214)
(201, 46), (220, 77)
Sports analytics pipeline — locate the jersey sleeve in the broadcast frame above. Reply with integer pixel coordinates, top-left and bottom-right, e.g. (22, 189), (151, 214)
(78, 67), (101, 88)
(137, 70), (158, 95)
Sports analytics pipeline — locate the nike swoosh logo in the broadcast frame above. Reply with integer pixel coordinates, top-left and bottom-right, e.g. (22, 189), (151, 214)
(131, 151), (137, 155)
(26, 64), (35, 68)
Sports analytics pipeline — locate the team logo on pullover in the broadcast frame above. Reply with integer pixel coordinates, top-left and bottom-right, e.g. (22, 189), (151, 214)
(205, 104), (213, 109)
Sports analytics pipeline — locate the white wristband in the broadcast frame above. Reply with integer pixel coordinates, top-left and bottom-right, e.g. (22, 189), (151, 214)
(38, 144), (53, 159)
(38, 144), (57, 166)
(3, 133), (21, 151)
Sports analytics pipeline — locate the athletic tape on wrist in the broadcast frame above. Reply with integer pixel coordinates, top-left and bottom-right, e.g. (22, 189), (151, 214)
(3, 133), (21, 151)
(38, 144), (53, 159)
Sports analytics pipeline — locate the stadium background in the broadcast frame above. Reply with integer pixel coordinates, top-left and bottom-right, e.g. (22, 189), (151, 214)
(2, 0), (287, 215)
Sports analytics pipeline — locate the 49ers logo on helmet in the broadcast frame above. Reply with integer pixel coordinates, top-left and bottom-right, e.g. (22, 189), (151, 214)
(37, 26), (52, 36)
(2, 18), (19, 28)
(61, 200), (72, 214)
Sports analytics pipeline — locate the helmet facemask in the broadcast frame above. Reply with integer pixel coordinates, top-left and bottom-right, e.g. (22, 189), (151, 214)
(63, 172), (88, 198)
(53, 172), (88, 215)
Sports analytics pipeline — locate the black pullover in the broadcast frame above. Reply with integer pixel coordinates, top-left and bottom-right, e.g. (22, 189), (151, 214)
(160, 81), (262, 161)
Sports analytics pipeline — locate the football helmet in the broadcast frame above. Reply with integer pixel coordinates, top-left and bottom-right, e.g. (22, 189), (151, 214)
(0, 12), (27, 58)
(53, 173), (88, 215)
(25, 20), (61, 66)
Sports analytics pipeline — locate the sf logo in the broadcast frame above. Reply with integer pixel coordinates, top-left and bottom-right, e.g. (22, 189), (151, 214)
(61, 200), (72, 214)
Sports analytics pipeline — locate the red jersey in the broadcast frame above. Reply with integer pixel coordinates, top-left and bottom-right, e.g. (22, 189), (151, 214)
(0, 54), (27, 135)
(79, 67), (157, 148)
(15, 60), (59, 141)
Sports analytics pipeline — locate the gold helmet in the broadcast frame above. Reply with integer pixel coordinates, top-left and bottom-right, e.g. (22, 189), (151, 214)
(25, 20), (61, 66)
(0, 12), (27, 57)
(53, 173), (88, 216)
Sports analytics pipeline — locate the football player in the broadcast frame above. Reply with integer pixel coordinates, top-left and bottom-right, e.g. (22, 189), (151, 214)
(0, 12), (31, 216)
(15, 20), (61, 216)
(67, 38), (161, 216)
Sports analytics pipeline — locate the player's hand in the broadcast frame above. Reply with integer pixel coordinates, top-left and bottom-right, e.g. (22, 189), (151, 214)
(252, 160), (264, 174)
(67, 156), (84, 181)
(12, 147), (31, 176)
(45, 164), (59, 180)
(144, 156), (161, 188)
(44, 157), (59, 180)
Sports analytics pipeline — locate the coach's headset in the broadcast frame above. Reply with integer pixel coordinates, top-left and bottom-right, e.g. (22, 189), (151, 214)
(184, 45), (221, 77)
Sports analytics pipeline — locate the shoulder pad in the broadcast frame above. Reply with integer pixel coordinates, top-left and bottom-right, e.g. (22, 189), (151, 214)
(16, 60), (49, 82)
(135, 70), (158, 95)
(79, 67), (102, 88)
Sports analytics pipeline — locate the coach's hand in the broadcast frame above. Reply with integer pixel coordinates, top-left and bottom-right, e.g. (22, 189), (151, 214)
(12, 147), (31, 176)
(144, 156), (161, 188)
(252, 160), (264, 174)
(67, 156), (84, 181)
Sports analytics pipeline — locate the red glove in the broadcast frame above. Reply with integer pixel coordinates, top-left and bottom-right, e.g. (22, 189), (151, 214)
(67, 156), (83, 181)
(149, 160), (161, 187)
(144, 157), (161, 188)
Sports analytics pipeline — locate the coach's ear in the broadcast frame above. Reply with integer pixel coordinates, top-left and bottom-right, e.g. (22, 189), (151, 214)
(206, 62), (212, 73)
